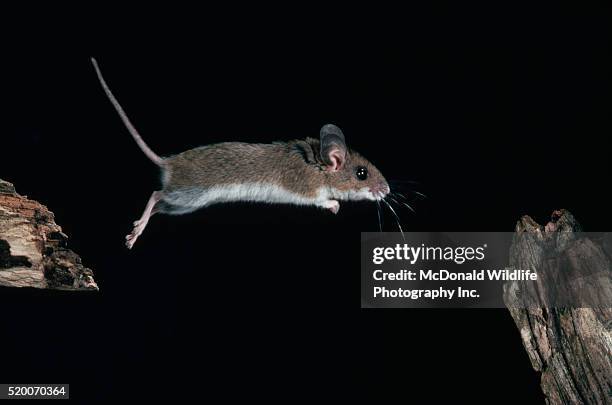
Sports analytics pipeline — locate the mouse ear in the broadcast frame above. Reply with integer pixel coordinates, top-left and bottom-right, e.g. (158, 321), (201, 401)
(320, 124), (347, 171)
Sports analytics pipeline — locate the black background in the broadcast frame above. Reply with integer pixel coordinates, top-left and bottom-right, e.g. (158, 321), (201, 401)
(1, 4), (611, 403)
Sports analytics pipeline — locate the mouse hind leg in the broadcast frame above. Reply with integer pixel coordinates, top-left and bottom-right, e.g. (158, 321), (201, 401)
(126, 191), (163, 249)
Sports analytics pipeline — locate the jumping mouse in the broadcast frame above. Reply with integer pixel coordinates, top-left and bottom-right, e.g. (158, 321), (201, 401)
(91, 58), (390, 248)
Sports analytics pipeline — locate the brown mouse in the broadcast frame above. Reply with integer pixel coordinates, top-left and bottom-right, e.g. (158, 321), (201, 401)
(91, 58), (390, 248)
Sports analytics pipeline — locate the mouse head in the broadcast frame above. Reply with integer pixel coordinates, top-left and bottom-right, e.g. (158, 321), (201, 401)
(319, 124), (390, 201)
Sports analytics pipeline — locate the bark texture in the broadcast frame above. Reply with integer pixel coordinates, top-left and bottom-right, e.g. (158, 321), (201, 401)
(504, 210), (611, 405)
(0, 179), (98, 290)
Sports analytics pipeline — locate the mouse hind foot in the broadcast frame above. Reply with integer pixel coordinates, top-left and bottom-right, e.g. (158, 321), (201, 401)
(126, 191), (162, 249)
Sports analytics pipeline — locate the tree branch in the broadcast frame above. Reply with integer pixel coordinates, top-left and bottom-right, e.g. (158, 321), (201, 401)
(0, 179), (98, 291)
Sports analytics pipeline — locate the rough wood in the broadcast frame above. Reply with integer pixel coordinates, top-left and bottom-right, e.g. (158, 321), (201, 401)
(0, 179), (98, 290)
(504, 210), (611, 404)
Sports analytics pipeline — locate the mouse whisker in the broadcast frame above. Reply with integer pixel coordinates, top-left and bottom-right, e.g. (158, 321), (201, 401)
(382, 198), (405, 241)
(401, 201), (416, 214)
(387, 194), (416, 215)
(375, 200), (383, 232)
(386, 194), (402, 208)
(392, 189), (427, 201)
(389, 192), (417, 214)
(392, 191), (409, 201)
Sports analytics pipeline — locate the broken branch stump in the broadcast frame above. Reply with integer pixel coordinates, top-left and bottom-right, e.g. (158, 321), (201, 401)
(504, 210), (611, 405)
(0, 179), (98, 290)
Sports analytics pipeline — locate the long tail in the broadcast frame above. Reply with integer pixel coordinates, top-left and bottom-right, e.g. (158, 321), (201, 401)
(91, 58), (164, 166)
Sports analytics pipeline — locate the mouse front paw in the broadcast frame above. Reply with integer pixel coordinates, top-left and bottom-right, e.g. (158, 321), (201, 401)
(320, 200), (340, 215)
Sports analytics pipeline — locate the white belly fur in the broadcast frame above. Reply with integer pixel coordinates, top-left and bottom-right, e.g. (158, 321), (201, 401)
(164, 183), (332, 208)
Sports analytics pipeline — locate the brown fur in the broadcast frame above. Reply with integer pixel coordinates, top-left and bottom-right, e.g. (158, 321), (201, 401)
(161, 137), (387, 198)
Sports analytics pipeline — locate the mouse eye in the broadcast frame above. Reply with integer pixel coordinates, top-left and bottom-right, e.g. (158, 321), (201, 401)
(355, 166), (368, 181)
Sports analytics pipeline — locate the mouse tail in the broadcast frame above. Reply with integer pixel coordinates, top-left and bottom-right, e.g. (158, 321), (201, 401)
(91, 58), (164, 167)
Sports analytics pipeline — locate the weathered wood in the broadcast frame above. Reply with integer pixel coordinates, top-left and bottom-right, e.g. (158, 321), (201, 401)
(0, 179), (98, 290)
(504, 210), (611, 404)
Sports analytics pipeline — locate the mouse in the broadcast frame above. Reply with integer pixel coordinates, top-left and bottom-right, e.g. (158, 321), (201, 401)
(91, 58), (391, 248)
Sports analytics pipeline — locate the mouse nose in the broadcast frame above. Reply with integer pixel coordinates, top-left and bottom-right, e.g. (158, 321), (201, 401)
(370, 184), (390, 200)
